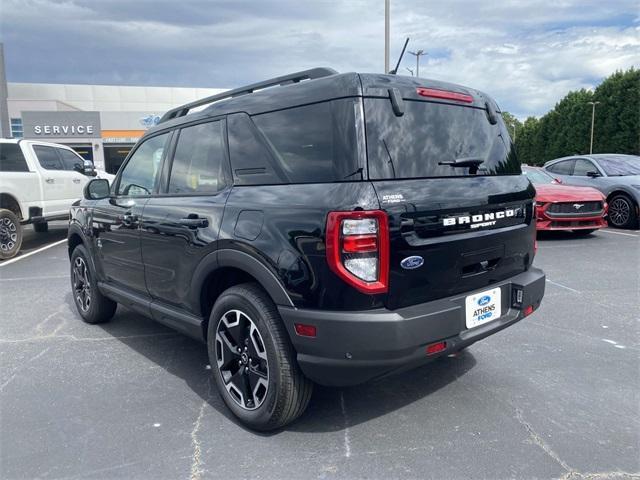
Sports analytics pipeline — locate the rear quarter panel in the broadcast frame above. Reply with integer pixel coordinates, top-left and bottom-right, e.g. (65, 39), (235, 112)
(219, 182), (382, 310)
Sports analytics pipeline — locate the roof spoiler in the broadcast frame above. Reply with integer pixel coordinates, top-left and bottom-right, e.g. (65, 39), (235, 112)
(158, 67), (338, 124)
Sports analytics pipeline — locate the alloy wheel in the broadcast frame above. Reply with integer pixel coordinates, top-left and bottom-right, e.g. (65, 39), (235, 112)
(215, 309), (269, 410)
(609, 197), (631, 227)
(0, 217), (18, 254)
(73, 257), (92, 313)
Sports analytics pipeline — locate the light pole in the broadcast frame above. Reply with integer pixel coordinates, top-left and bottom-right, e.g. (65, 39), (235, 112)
(384, 0), (390, 73)
(406, 67), (414, 76)
(587, 101), (600, 154)
(408, 49), (426, 78)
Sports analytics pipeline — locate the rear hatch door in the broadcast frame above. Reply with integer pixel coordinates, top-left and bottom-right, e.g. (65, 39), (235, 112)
(361, 78), (536, 309)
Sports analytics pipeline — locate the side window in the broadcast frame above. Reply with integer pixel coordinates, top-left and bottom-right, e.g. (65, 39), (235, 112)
(573, 159), (596, 176)
(33, 145), (64, 170)
(547, 159), (575, 175)
(168, 121), (226, 194)
(58, 149), (86, 171)
(117, 133), (169, 196)
(251, 100), (359, 184)
(0, 143), (30, 172)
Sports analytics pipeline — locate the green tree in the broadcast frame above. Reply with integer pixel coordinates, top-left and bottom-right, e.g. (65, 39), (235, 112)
(514, 68), (639, 164)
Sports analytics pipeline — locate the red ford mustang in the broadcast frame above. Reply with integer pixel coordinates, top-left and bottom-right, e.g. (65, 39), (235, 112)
(523, 166), (607, 234)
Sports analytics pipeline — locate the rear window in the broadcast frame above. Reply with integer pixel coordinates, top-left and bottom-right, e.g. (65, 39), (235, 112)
(365, 99), (520, 179)
(596, 155), (640, 176)
(229, 99), (362, 185)
(0, 143), (29, 172)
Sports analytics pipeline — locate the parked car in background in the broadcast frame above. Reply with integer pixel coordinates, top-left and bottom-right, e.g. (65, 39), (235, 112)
(543, 154), (640, 229)
(0, 139), (97, 260)
(523, 166), (607, 235)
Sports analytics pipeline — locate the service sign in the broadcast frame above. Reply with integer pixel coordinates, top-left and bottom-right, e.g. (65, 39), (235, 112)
(22, 111), (101, 139)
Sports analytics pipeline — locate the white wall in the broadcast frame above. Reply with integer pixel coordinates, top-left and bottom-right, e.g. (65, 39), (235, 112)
(8, 82), (227, 113)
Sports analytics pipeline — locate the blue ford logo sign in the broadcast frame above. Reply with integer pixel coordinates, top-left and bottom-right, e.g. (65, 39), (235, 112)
(478, 295), (491, 306)
(139, 115), (161, 127)
(400, 256), (424, 270)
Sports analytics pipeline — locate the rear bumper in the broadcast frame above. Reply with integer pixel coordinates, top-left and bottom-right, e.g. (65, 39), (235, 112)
(278, 267), (545, 386)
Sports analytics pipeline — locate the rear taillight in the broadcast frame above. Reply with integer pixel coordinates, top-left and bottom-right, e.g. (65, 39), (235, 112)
(326, 210), (389, 294)
(416, 87), (473, 103)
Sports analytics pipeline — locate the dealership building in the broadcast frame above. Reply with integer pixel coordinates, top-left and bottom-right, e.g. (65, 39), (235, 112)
(7, 82), (225, 173)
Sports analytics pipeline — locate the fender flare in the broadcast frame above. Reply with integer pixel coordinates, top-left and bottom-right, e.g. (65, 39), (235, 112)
(190, 248), (294, 313)
(67, 223), (87, 252)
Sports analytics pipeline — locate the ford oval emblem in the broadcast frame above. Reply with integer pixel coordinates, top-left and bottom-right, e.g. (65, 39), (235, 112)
(400, 256), (424, 270)
(478, 295), (491, 306)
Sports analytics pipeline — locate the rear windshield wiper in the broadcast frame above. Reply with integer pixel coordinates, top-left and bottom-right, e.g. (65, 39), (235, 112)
(438, 157), (485, 168)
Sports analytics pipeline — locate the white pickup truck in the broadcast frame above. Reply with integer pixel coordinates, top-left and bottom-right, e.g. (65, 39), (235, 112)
(0, 139), (108, 260)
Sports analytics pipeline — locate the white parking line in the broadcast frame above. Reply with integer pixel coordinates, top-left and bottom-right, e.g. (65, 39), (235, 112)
(546, 278), (581, 294)
(601, 229), (638, 237)
(0, 239), (67, 268)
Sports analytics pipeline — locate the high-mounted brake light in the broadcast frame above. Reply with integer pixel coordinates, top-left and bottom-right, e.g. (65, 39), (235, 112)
(326, 210), (389, 294)
(416, 87), (473, 103)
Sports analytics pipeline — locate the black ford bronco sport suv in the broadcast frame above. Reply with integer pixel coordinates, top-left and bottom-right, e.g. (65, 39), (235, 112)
(68, 68), (545, 430)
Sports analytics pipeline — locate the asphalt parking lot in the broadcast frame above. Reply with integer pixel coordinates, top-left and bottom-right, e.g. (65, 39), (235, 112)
(1, 226), (639, 479)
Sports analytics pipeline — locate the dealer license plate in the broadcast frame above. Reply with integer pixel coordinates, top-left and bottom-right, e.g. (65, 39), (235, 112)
(465, 288), (502, 329)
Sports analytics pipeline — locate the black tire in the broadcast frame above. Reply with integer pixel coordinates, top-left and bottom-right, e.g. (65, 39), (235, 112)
(572, 229), (596, 236)
(70, 244), (117, 324)
(0, 209), (23, 260)
(207, 283), (313, 431)
(33, 222), (49, 233)
(607, 194), (638, 229)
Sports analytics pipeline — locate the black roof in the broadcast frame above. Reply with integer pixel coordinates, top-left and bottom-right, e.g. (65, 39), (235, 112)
(146, 68), (498, 136)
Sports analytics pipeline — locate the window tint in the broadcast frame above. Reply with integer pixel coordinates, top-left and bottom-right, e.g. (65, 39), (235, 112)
(547, 160), (575, 175)
(246, 99), (361, 184)
(117, 133), (169, 196)
(522, 168), (555, 184)
(58, 148), (85, 171)
(33, 145), (64, 170)
(0, 143), (29, 172)
(365, 99), (519, 179)
(573, 159), (596, 176)
(168, 121), (226, 194)
(227, 113), (283, 185)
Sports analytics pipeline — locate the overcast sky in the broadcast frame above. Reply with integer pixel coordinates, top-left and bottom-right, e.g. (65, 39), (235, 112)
(1, 0), (638, 118)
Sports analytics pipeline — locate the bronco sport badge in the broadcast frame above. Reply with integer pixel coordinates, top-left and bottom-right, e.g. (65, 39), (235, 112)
(442, 207), (523, 229)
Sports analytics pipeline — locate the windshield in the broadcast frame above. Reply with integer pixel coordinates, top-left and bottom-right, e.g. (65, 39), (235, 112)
(523, 168), (555, 184)
(596, 155), (640, 176)
(364, 98), (520, 179)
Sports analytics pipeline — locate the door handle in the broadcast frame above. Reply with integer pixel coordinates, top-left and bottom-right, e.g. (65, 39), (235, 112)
(72, 178), (81, 184)
(45, 178), (54, 184)
(179, 216), (208, 228)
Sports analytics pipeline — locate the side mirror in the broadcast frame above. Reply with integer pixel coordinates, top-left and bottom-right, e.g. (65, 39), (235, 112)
(552, 177), (562, 184)
(586, 171), (601, 178)
(84, 178), (110, 200)
(83, 159), (96, 176)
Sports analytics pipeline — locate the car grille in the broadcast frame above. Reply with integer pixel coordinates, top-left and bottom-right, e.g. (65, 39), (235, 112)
(547, 201), (603, 216)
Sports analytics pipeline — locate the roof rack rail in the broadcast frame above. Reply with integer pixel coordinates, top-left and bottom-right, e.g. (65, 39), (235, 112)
(158, 67), (338, 124)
